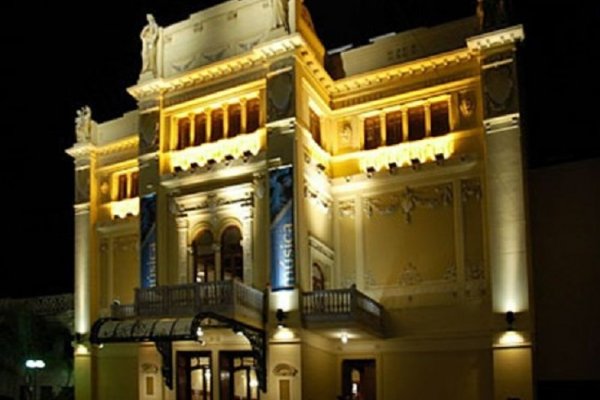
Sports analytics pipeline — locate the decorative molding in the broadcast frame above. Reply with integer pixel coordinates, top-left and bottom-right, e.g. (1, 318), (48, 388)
(466, 261), (484, 281)
(96, 137), (139, 156)
(273, 363), (298, 377)
(364, 184), (453, 223)
(398, 263), (422, 286)
(173, 183), (254, 216)
(304, 180), (332, 214)
(466, 24), (525, 52)
(363, 269), (377, 287)
(338, 200), (355, 218)
(443, 264), (457, 281)
(128, 35), (304, 100)
(66, 142), (96, 159)
(308, 235), (335, 290)
(141, 363), (159, 374)
(461, 179), (482, 202)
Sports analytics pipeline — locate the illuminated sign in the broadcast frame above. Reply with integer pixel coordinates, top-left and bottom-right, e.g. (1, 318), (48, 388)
(269, 166), (295, 290)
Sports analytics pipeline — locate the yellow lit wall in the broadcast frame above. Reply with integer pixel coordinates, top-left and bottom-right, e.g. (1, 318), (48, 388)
(381, 350), (492, 400)
(301, 343), (337, 400)
(97, 344), (139, 400)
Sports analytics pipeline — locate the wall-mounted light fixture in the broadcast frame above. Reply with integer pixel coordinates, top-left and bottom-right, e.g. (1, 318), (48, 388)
(340, 332), (348, 344)
(505, 311), (515, 331)
(276, 308), (288, 329)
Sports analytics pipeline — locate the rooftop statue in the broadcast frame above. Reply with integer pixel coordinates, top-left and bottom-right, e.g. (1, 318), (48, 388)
(141, 14), (159, 76)
(478, 0), (509, 31)
(75, 105), (92, 143)
(272, 0), (289, 33)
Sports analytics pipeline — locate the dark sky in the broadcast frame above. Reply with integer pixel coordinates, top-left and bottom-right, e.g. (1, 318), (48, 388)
(3, 1), (599, 298)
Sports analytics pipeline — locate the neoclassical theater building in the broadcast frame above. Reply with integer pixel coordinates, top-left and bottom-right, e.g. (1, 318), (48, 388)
(66, 1), (532, 399)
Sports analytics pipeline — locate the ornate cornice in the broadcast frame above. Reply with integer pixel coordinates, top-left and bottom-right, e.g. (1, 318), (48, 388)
(128, 34), (305, 100)
(66, 142), (95, 159)
(172, 182), (254, 215)
(331, 49), (474, 96)
(466, 24), (525, 52)
(96, 137), (139, 156)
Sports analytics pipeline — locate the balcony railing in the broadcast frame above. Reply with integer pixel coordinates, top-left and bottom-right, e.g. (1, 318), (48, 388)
(110, 280), (265, 328)
(302, 287), (385, 337)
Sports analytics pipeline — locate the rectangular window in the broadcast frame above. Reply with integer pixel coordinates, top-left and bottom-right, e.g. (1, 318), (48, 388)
(246, 99), (260, 133)
(177, 352), (212, 400)
(385, 111), (403, 145)
(228, 104), (242, 138)
(364, 116), (381, 150)
(408, 106), (426, 141)
(177, 118), (191, 150)
(219, 352), (259, 400)
(309, 108), (321, 145)
(117, 174), (128, 201)
(130, 171), (139, 198)
(194, 113), (207, 146)
(430, 101), (450, 137)
(211, 110), (224, 142)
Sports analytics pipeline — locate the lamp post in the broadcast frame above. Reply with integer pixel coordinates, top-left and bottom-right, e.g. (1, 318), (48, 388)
(25, 359), (45, 400)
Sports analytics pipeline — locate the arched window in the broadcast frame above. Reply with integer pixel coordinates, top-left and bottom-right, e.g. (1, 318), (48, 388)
(312, 262), (325, 291)
(221, 226), (243, 281)
(193, 230), (215, 283)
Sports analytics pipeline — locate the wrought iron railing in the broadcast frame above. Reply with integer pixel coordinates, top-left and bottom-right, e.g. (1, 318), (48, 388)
(302, 287), (384, 335)
(110, 280), (265, 325)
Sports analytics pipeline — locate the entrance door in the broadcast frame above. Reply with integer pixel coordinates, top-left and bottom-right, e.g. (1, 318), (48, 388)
(219, 352), (259, 400)
(342, 359), (376, 400)
(177, 352), (212, 400)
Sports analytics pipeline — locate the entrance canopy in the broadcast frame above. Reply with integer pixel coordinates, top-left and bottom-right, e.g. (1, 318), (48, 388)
(90, 311), (266, 391)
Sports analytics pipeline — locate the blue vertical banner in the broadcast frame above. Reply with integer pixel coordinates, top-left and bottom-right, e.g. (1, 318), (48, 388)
(140, 193), (157, 288)
(269, 166), (295, 290)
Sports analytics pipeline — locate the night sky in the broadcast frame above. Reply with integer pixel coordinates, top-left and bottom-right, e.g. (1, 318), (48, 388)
(4, 1), (598, 298)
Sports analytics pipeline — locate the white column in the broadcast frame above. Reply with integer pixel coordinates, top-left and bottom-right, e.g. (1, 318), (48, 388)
(485, 123), (529, 312)
(74, 203), (91, 334)
(176, 217), (189, 284)
(242, 215), (254, 285)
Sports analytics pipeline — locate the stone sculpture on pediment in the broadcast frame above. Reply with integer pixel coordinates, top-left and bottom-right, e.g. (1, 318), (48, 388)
(75, 105), (92, 143)
(140, 14), (159, 76)
(477, 0), (508, 31)
(272, 0), (290, 32)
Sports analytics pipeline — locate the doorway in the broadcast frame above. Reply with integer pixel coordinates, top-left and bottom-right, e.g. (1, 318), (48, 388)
(177, 352), (212, 400)
(341, 359), (376, 400)
(219, 351), (259, 400)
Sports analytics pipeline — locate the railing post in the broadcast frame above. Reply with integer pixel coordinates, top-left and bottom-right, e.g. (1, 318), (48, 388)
(350, 285), (358, 315)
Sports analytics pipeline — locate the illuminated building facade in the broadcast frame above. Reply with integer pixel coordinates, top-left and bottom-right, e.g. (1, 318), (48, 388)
(66, 1), (532, 399)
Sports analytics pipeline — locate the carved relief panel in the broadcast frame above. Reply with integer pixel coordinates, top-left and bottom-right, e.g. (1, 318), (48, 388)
(482, 52), (519, 119)
(362, 183), (456, 289)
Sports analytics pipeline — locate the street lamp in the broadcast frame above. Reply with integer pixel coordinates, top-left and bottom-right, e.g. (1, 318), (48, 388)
(25, 359), (45, 400)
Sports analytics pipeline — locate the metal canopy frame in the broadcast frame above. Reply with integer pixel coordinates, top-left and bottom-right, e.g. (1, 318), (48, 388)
(90, 311), (266, 391)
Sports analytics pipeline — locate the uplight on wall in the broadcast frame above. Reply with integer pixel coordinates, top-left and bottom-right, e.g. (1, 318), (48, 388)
(340, 332), (348, 344)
